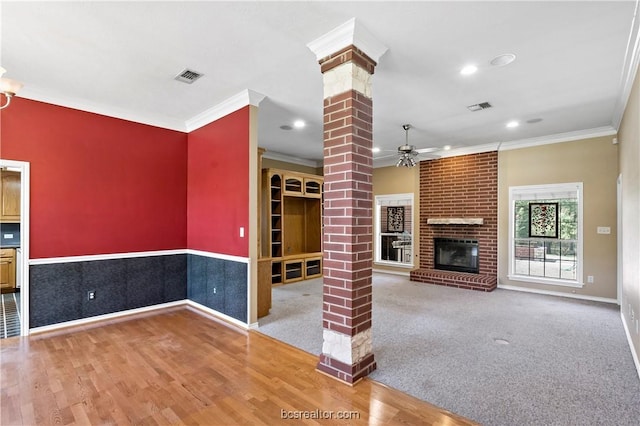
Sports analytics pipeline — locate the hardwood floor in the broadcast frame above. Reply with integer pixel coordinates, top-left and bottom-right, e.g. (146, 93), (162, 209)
(0, 308), (477, 425)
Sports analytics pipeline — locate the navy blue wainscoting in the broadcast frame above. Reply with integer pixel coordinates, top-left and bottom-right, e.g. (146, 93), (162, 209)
(29, 254), (187, 328)
(187, 254), (247, 323)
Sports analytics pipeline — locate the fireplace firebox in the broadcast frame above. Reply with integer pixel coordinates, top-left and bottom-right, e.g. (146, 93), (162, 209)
(434, 238), (479, 274)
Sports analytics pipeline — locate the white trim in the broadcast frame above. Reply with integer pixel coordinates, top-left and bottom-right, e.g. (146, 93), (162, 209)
(617, 174), (623, 305)
(436, 142), (501, 159)
(621, 310), (640, 381)
(28, 300), (256, 336)
(29, 249), (186, 265)
(507, 182), (584, 288)
(185, 300), (249, 330)
(307, 17), (388, 63)
(28, 249), (251, 265)
(17, 87), (187, 132)
(0, 159), (30, 337)
(246, 261), (252, 327)
(612, 0), (640, 130)
(373, 261), (414, 270)
(507, 275), (584, 288)
(372, 268), (411, 277)
(29, 300), (186, 335)
(185, 249), (250, 264)
(373, 126), (618, 169)
(19, 87), (269, 134)
(374, 193), (414, 268)
(184, 89), (266, 133)
(497, 126), (617, 152)
(498, 284), (618, 304)
(262, 150), (322, 168)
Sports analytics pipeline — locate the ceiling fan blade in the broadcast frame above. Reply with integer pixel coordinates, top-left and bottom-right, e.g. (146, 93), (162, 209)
(415, 147), (439, 154)
(374, 153), (400, 160)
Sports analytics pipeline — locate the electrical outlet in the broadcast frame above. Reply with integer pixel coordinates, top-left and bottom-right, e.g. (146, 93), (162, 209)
(88, 290), (96, 301)
(213, 287), (216, 294)
(587, 275), (594, 284)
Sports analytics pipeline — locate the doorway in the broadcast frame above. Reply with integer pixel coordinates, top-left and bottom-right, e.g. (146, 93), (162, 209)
(0, 159), (30, 337)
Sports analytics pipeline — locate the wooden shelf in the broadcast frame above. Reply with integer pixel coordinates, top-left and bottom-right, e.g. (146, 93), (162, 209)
(261, 168), (324, 286)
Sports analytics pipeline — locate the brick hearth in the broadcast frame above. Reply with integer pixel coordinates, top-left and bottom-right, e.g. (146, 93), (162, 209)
(410, 151), (498, 291)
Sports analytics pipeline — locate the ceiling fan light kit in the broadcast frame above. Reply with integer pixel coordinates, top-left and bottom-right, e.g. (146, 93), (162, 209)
(395, 124), (420, 168)
(0, 67), (23, 110)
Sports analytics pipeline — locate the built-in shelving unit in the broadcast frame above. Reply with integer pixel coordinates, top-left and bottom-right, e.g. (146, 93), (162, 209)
(261, 168), (323, 286)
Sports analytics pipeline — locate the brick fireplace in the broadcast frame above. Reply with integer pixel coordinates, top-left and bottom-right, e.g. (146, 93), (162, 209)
(410, 151), (498, 291)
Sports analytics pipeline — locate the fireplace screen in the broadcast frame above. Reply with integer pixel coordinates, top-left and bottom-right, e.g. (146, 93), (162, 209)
(434, 238), (479, 274)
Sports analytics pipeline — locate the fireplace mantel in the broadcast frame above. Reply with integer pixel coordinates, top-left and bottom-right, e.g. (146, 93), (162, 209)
(426, 218), (484, 225)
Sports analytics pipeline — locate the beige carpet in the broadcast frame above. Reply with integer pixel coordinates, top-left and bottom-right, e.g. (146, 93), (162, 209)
(257, 273), (640, 426)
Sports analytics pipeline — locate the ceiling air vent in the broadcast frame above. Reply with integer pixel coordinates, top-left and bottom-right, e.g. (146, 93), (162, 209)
(174, 68), (204, 84)
(467, 101), (492, 112)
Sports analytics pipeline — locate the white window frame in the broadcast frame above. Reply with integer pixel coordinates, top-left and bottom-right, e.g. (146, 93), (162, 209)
(508, 182), (584, 288)
(374, 193), (414, 268)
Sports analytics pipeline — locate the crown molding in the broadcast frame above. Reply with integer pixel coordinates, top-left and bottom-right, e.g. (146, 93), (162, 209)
(185, 89), (266, 132)
(307, 17), (388, 63)
(611, 0), (640, 130)
(17, 86), (187, 132)
(16, 86), (267, 134)
(497, 126), (617, 151)
(261, 150), (322, 168)
(372, 126), (618, 168)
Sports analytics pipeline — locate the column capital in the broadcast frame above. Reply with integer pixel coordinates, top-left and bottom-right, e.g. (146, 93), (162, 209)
(307, 17), (388, 67)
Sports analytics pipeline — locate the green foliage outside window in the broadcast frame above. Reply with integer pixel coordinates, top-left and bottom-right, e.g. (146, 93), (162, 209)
(515, 199), (577, 255)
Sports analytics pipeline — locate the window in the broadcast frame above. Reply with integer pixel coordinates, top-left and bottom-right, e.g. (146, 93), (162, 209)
(374, 194), (414, 268)
(508, 183), (583, 287)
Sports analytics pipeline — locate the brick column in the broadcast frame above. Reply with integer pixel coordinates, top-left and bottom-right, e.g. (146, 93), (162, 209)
(315, 45), (378, 384)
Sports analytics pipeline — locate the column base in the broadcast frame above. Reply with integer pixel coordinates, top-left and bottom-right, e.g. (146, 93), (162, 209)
(316, 353), (376, 385)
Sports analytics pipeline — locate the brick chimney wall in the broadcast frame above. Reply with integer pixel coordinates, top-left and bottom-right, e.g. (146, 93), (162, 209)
(412, 151), (498, 289)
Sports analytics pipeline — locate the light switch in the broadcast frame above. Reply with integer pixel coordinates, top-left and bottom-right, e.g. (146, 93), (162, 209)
(240, 227), (245, 238)
(597, 226), (611, 234)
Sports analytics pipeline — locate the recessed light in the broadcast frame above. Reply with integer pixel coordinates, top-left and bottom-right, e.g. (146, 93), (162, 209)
(526, 118), (543, 124)
(443, 145), (451, 151)
(280, 125), (292, 131)
(460, 64), (478, 75)
(372, 147), (381, 153)
(506, 121), (519, 128)
(293, 120), (306, 129)
(490, 53), (516, 67)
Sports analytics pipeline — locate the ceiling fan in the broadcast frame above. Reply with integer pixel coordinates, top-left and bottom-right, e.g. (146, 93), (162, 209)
(376, 124), (440, 167)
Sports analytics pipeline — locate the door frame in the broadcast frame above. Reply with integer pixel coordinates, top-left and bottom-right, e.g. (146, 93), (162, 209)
(1, 159), (30, 336)
(617, 173), (622, 305)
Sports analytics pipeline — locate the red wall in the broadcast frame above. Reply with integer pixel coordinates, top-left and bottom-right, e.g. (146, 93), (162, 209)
(187, 107), (250, 257)
(0, 98), (188, 258)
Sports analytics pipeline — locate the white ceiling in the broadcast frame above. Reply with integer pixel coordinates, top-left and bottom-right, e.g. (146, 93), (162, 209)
(2, 1), (638, 167)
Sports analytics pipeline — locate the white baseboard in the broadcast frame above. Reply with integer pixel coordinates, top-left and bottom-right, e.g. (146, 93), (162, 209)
(184, 300), (249, 331)
(373, 268), (411, 277)
(29, 300), (251, 336)
(29, 300), (186, 334)
(621, 311), (640, 381)
(497, 284), (618, 304)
